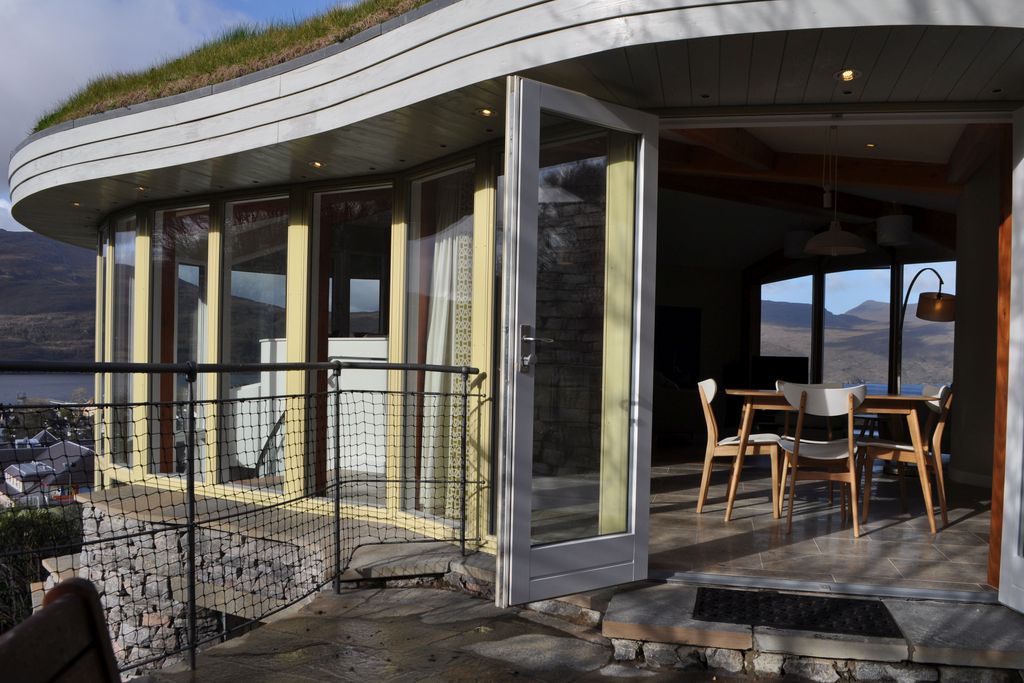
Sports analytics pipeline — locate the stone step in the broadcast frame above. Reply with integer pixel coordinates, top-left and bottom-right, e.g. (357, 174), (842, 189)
(29, 582), (46, 613)
(599, 582), (1024, 671)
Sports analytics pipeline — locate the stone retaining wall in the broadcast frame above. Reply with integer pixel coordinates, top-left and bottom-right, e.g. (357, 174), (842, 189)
(72, 501), (327, 675)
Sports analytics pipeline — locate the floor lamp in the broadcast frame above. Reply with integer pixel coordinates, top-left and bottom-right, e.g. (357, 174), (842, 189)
(894, 266), (956, 394)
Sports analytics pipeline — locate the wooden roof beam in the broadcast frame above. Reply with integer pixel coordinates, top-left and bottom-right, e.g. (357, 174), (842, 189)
(946, 123), (1007, 185)
(666, 128), (776, 171)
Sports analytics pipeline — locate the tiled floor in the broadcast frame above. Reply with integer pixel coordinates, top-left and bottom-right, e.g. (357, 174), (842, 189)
(648, 456), (994, 595)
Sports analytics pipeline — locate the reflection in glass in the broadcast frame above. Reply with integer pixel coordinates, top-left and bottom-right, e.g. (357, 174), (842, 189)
(220, 197), (289, 487)
(110, 216), (136, 467)
(406, 166), (475, 518)
(528, 124), (627, 545)
(312, 187), (392, 501)
(151, 206), (209, 476)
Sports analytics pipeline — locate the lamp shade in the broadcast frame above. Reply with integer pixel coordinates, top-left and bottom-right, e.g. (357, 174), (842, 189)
(804, 220), (866, 256)
(877, 214), (913, 247)
(916, 292), (955, 322)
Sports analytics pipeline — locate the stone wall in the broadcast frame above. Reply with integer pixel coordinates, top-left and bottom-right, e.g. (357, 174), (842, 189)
(72, 501), (327, 675)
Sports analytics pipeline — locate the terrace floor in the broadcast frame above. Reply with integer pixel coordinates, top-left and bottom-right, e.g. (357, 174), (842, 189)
(648, 456), (994, 597)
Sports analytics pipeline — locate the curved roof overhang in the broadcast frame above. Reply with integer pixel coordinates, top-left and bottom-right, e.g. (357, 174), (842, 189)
(11, 0), (1024, 248)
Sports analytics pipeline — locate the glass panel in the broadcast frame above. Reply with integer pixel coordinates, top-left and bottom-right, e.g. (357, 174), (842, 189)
(823, 267), (891, 390)
(151, 206), (209, 475)
(529, 120), (631, 545)
(220, 196), (289, 488)
(760, 276), (813, 358)
(406, 166), (475, 518)
(110, 216), (136, 467)
(312, 187), (392, 502)
(901, 261), (955, 391)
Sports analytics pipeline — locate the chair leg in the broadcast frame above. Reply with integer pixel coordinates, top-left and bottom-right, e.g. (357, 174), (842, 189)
(861, 454), (874, 524)
(840, 480), (847, 521)
(931, 450), (948, 527)
(829, 481), (835, 506)
(848, 457), (860, 538)
(786, 460), (799, 534)
(778, 452), (790, 519)
(769, 448), (780, 519)
(897, 461), (909, 513)
(696, 447), (716, 514)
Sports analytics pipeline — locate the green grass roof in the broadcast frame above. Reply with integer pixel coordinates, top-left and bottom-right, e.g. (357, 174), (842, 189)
(34, 0), (431, 132)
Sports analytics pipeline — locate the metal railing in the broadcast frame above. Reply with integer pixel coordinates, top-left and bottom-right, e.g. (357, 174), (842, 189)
(0, 359), (478, 675)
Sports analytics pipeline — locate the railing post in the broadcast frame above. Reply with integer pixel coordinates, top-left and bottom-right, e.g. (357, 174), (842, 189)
(332, 363), (342, 594)
(185, 361), (198, 671)
(460, 367), (469, 557)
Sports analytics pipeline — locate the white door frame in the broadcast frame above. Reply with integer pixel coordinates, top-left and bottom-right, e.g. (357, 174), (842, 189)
(496, 75), (658, 607)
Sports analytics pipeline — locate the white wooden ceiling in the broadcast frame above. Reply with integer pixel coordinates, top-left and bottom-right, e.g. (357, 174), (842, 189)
(526, 26), (1024, 109)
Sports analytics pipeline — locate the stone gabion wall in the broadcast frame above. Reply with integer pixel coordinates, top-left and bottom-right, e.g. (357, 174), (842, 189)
(72, 502), (327, 675)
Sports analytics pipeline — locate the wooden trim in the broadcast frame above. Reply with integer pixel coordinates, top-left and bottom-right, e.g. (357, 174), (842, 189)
(989, 128), (1013, 588)
(284, 188), (311, 498)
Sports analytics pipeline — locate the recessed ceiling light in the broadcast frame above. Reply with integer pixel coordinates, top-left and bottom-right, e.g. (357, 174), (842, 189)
(136, 185), (147, 192)
(475, 107), (496, 118)
(71, 201), (81, 207)
(308, 160), (324, 169)
(835, 68), (860, 82)
(866, 143), (876, 149)
(992, 88), (1004, 94)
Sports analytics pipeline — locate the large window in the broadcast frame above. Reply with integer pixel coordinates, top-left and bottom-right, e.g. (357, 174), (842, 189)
(760, 275), (813, 358)
(109, 215), (136, 466)
(406, 165), (475, 517)
(901, 261), (956, 390)
(823, 267), (891, 389)
(312, 187), (392, 499)
(220, 196), (289, 487)
(151, 206), (209, 475)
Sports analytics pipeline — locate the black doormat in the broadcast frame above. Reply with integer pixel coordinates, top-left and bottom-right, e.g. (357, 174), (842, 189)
(692, 587), (903, 639)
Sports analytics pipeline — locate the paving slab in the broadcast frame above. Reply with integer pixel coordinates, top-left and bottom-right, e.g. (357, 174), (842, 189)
(462, 633), (610, 673)
(884, 598), (1024, 669)
(753, 625), (908, 662)
(602, 583), (753, 650)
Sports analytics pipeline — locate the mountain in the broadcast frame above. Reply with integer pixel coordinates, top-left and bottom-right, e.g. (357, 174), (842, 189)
(0, 229), (95, 362)
(761, 298), (954, 386)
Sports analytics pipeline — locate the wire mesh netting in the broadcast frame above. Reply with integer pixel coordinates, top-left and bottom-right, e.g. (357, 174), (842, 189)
(0, 361), (477, 675)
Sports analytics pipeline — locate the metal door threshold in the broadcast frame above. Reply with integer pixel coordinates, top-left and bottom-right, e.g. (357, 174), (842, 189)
(650, 570), (999, 604)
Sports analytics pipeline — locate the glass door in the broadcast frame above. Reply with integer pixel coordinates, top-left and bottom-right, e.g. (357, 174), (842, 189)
(497, 77), (657, 606)
(1000, 107), (1024, 613)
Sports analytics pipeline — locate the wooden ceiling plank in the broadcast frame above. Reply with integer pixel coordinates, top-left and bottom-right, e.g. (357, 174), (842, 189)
(859, 26), (926, 102)
(667, 128), (776, 171)
(802, 27), (856, 104)
(718, 34), (753, 106)
(946, 123), (1004, 184)
(830, 26), (890, 104)
(888, 26), (961, 102)
(655, 39), (692, 108)
(980, 36), (1024, 100)
(918, 27), (995, 101)
(687, 36), (720, 106)
(580, 48), (635, 106)
(747, 32), (787, 105)
(947, 28), (1023, 101)
(625, 44), (666, 109)
(775, 29), (822, 103)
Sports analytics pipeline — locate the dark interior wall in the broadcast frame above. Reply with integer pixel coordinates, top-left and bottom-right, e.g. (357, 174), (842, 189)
(950, 153), (1001, 485)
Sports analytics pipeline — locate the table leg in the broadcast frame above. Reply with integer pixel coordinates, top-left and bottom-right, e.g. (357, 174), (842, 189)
(725, 400), (754, 522)
(907, 409), (937, 534)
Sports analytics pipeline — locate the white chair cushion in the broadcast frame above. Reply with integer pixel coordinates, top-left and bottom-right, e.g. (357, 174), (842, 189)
(718, 433), (780, 446)
(778, 437), (851, 460)
(856, 439), (915, 452)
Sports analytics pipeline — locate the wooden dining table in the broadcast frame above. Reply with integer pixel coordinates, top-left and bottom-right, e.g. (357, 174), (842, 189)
(722, 389), (945, 534)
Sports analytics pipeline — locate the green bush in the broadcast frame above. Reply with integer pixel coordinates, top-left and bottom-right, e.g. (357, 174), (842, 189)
(0, 505), (83, 632)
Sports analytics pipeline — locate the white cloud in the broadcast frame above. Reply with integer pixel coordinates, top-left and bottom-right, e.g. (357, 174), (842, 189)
(0, 0), (251, 230)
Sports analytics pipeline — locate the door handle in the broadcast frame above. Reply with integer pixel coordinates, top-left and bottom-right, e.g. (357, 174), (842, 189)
(520, 326), (555, 372)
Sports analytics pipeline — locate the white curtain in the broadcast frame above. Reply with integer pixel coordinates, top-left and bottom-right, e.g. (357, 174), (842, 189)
(420, 203), (473, 517)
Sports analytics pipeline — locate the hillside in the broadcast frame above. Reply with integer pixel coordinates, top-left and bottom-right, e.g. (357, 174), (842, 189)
(0, 230), (95, 362)
(761, 299), (955, 387)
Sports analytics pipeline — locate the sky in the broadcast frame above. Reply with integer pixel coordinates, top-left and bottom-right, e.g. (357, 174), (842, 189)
(762, 261), (958, 314)
(0, 0), (349, 233)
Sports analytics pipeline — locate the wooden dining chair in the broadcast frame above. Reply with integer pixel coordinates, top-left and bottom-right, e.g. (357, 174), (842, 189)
(856, 384), (952, 526)
(778, 383), (867, 537)
(697, 379), (781, 517)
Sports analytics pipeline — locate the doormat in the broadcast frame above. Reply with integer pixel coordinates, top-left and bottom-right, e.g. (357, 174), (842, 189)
(692, 587), (903, 639)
